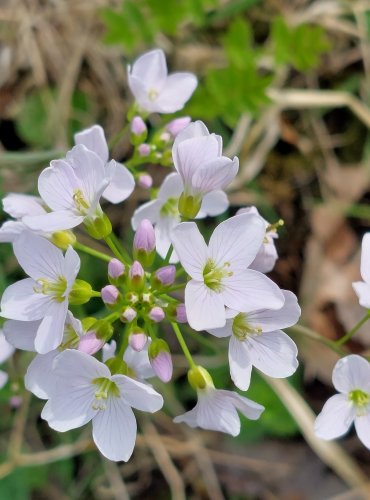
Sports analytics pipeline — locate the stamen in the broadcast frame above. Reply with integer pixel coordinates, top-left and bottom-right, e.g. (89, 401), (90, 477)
(148, 88), (159, 101)
(91, 377), (120, 411)
(266, 219), (284, 235)
(232, 313), (263, 340)
(349, 389), (370, 416)
(203, 259), (233, 292)
(33, 276), (67, 302)
(160, 197), (179, 218)
(73, 189), (90, 214)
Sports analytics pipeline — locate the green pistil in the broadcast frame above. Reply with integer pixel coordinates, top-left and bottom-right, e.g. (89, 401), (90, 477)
(160, 197), (179, 218)
(203, 258), (232, 292)
(33, 276), (67, 302)
(73, 188), (90, 214)
(92, 377), (120, 410)
(232, 313), (262, 340)
(59, 324), (80, 350)
(349, 389), (370, 413)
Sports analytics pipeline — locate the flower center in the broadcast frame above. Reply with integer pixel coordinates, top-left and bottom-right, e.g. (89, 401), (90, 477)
(33, 276), (67, 302)
(232, 313), (262, 340)
(349, 389), (370, 415)
(73, 189), (90, 215)
(203, 258), (233, 293)
(160, 197), (179, 218)
(148, 88), (159, 101)
(92, 377), (120, 410)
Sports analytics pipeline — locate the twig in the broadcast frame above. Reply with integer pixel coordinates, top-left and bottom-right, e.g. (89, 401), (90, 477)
(102, 458), (130, 500)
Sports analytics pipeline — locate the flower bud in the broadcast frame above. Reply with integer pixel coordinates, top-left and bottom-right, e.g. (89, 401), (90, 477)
(51, 230), (76, 250)
(176, 303), (187, 323)
(138, 173), (153, 189)
(108, 258), (125, 280)
(106, 357), (129, 376)
(133, 219), (156, 266)
(159, 132), (171, 143)
(129, 261), (145, 290)
(187, 365), (213, 390)
(129, 330), (148, 352)
(101, 284), (119, 305)
(121, 306), (137, 323)
(92, 319), (114, 342)
(166, 117), (191, 137)
(10, 395), (23, 409)
(85, 213), (112, 239)
(149, 306), (165, 323)
(149, 339), (172, 383)
(178, 192), (202, 219)
(153, 265), (176, 287)
(138, 143), (151, 157)
(130, 116), (148, 146)
(78, 331), (105, 355)
(69, 279), (93, 305)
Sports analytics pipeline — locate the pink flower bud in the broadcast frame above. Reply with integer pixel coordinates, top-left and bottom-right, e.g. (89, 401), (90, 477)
(129, 260), (145, 280)
(78, 332), (105, 355)
(129, 331), (148, 352)
(108, 258), (125, 279)
(176, 304), (187, 323)
(133, 219), (155, 253)
(121, 306), (137, 323)
(138, 173), (153, 189)
(131, 116), (147, 135)
(149, 306), (165, 323)
(151, 351), (173, 383)
(10, 395), (22, 408)
(138, 143), (151, 157)
(154, 265), (176, 286)
(101, 284), (119, 305)
(166, 117), (191, 137)
(160, 132), (171, 143)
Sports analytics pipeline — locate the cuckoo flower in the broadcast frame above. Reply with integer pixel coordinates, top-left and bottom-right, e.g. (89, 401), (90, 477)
(103, 340), (155, 382)
(207, 291), (300, 390)
(171, 214), (285, 331)
(0, 330), (15, 389)
(315, 355), (370, 449)
(132, 172), (228, 262)
(128, 49), (197, 114)
(41, 350), (163, 461)
(23, 145), (113, 232)
(74, 125), (135, 204)
(0, 232), (80, 353)
(172, 121), (238, 217)
(353, 233), (370, 308)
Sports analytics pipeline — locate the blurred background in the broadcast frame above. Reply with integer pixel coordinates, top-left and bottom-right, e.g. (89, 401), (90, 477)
(1, 0), (370, 498)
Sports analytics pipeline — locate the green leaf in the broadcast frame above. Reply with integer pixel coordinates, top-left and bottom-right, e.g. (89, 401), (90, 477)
(222, 18), (253, 68)
(15, 90), (54, 148)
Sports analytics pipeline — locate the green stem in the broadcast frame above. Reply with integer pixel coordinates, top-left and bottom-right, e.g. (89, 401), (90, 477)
(74, 242), (111, 262)
(91, 291), (101, 298)
(166, 283), (186, 293)
(164, 244), (173, 265)
(171, 322), (195, 368)
(288, 324), (347, 356)
(103, 311), (121, 323)
(117, 326), (130, 357)
(104, 235), (128, 265)
(108, 124), (129, 150)
(336, 312), (370, 346)
(110, 232), (131, 264)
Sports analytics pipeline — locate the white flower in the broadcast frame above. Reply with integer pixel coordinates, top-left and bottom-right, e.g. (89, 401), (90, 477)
(174, 385), (264, 436)
(0, 330), (15, 389)
(353, 233), (370, 308)
(128, 49), (197, 114)
(171, 214), (285, 331)
(237, 206), (279, 273)
(74, 125), (135, 204)
(23, 145), (113, 232)
(103, 339), (155, 381)
(0, 193), (47, 243)
(132, 172), (228, 262)
(207, 291), (300, 390)
(172, 121), (238, 209)
(0, 232), (80, 354)
(315, 354), (370, 449)
(41, 350), (163, 461)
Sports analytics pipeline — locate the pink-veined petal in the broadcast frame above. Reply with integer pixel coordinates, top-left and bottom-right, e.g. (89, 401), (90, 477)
(185, 280), (226, 331)
(171, 222), (208, 280)
(245, 290), (301, 331)
(34, 300), (68, 354)
(74, 125), (109, 164)
(197, 190), (229, 218)
(38, 161), (79, 211)
(192, 156), (239, 195)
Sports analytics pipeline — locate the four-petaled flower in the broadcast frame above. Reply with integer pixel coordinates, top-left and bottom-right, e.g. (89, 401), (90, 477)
(353, 233), (370, 308)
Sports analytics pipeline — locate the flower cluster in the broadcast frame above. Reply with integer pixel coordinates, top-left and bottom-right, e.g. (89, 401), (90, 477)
(0, 49), (301, 462)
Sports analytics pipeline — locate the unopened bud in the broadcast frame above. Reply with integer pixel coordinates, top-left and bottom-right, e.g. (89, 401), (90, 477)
(149, 339), (172, 383)
(153, 265), (176, 287)
(176, 304), (187, 323)
(138, 173), (153, 189)
(159, 132), (171, 143)
(108, 258), (125, 280)
(69, 279), (93, 305)
(138, 143), (151, 157)
(133, 219), (155, 266)
(149, 306), (165, 323)
(130, 116), (147, 146)
(78, 332), (105, 355)
(84, 213), (112, 239)
(178, 192), (202, 219)
(10, 395), (22, 409)
(121, 306), (137, 323)
(51, 230), (76, 250)
(129, 260), (145, 289)
(129, 330), (148, 352)
(166, 117), (191, 137)
(106, 357), (129, 376)
(92, 319), (113, 342)
(101, 285), (119, 305)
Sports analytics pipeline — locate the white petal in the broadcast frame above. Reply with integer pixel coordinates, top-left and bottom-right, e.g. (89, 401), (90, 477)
(130, 49), (167, 89)
(112, 375), (163, 412)
(360, 233), (370, 284)
(3, 319), (39, 351)
(155, 217), (179, 261)
(246, 330), (298, 379)
(3, 193), (45, 218)
(102, 340), (116, 362)
(352, 281), (370, 309)
(222, 390), (265, 420)
(221, 270), (285, 312)
(332, 354), (370, 394)
(249, 240), (278, 273)
(157, 172), (183, 200)
(174, 121), (212, 146)
(123, 344), (154, 380)
(245, 290), (301, 331)
(103, 161), (135, 204)
(207, 318), (233, 338)
(355, 414), (370, 449)
(192, 156), (239, 194)
(0, 278), (52, 320)
(185, 280), (226, 331)
(0, 330), (15, 363)
(171, 222), (208, 280)
(63, 246), (80, 290)
(23, 211), (84, 232)
(74, 125), (109, 163)
(38, 161), (79, 211)
(131, 200), (161, 230)
(25, 350), (59, 399)
(0, 370), (8, 389)
(92, 397), (137, 462)
(209, 214), (266, 271)
(155, 73), (197, 113)
(0, 221), (26, 242)
(13, 231), (65, 281)
(314, 394), (355, 439)
(197, 190), (229, 218)
(34, 300), (68, 354)
(228, 335), (253, 390)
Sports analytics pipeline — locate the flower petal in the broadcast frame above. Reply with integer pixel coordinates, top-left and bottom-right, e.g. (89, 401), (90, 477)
(171, 222), (208, 280)
(352, 281), (370, 309)
(314, 394), (355, 440)
(245, 290), (301, 330)
(0, 330), (15, 363)
(155, 219), (179, 262)
(197, 190), (229, 218)
(3, 319), (39, 351)
(103, 160), (135, 204)
(228, 335), (253, 390)
(0, 221), (26, 242)
(63, 246), (80, 290)
(222, 390), (265, 420)
(25, 350), (59, 399)
(0, 370), (8, 389)
(155, 73), (197, 113)
(360, 233), (370, 284)
(3, 193), (45, 218)
(185, 280), (226, 331)
(112, 374), (163, 412)
(129, 49), (167, 89)
(332, 354), (370, 394)
(1, 278), (52, 320)
(355, 414), (370, 449)
(74, 125), (109, 163)
(191, 156), (239, 194)
(34, 300), (68, 354)
(132, 200), (161, 230)
(157, 172), (184, 200)
(207, 318), (233, 338)
(38, 161), (79, 212)
(23, 211), (84, 232)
